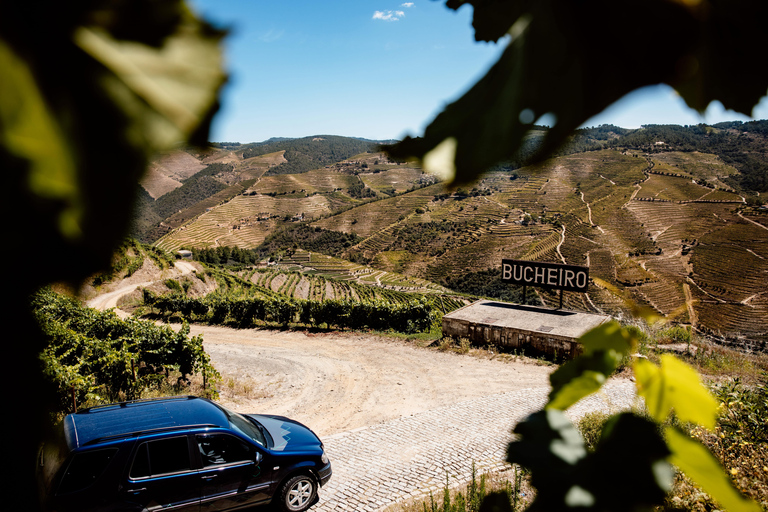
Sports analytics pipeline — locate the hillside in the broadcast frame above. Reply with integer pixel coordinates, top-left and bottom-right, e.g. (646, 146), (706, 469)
(242, 135), (378, 176)
(136, 126), (768, 350)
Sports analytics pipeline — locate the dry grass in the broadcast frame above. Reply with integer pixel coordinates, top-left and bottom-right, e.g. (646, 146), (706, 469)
(385, 464), (533, 512)
(663, 378), (768, 511)
(216, 373), (275, 401)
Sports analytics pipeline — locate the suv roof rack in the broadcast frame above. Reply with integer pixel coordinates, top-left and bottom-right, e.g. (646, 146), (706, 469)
(78, 395), (200, 414)
(84, 423), (221, 446)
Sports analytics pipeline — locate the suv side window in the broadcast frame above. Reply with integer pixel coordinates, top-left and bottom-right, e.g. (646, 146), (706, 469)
(130, 436), (192, 479)
(196, 434), (253, 467)
(57, 448), (118, 495)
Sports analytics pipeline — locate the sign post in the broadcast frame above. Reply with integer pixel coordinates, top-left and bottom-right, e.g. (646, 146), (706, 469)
(501, 259), (590, 309)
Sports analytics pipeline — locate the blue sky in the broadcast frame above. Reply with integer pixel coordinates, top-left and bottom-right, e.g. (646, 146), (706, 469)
(191, 1), (768, 143)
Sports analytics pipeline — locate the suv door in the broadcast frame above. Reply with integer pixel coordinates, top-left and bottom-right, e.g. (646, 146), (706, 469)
(196, 433), (271, 512)
(121, 435), (201, 512)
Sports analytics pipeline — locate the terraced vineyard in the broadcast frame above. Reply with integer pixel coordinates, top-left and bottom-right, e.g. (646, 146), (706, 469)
(635, 174), (713, 202)
(360, 166), (424, 194)
(156, 193), (338, 252)
(251, 168), (359, 195)
(242, 265), (466, 309)
(143, 138), (767, 349)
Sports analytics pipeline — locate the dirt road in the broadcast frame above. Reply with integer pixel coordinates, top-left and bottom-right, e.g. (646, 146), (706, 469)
(188, 325), (557, 438)
(189, 325), (637, 511)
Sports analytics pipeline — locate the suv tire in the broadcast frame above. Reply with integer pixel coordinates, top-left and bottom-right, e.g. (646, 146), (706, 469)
(279, 474), (317, 512)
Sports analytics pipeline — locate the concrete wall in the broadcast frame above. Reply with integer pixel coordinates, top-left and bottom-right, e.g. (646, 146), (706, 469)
(442, 317), (582, 359)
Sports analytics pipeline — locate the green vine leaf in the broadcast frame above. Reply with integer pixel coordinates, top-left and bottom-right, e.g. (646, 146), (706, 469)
(665, 426), (761, 512)
(579, 321), (637, 356)
(73, 8), (226, 152)
(635, 354), (718, 430)
(0, 39), (81, 239)
(547, 321), (635, 410)
(547, 357), (610, 411)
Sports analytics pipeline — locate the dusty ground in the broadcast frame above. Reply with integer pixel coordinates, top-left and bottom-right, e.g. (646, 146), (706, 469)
(85, 261), (582, 439)
(187, 324), (557, 438)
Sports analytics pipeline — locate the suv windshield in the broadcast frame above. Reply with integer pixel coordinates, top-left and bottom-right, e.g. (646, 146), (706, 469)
(221, 407), (269, 448)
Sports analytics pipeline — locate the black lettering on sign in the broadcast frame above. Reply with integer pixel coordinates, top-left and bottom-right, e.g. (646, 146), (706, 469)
(501, 259), (590, 293)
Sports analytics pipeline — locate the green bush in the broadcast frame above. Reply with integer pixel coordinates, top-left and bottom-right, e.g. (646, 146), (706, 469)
(35, 289), (219, 413)
(656, 325), (692, 344)
(143, 292), (436, 334)
(577, 412), (610, 452)
(164, 279), (183, 293)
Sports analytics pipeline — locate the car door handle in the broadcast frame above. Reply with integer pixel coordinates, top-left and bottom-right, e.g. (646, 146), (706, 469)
(202, 474), (218, 480)
(127, 488), (147, 494)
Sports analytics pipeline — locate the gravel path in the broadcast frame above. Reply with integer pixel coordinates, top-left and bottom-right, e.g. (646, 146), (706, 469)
(189, 325), (638, 512)
(318, 381), (636, 512)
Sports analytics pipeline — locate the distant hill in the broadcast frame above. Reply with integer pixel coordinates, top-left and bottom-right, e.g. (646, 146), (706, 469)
(142, 150), (207, 199)
(603, 121), (768, 192)
(131, 136), (379, 241)
(241, 135), (378, 176)
(136, 125), (768, 349)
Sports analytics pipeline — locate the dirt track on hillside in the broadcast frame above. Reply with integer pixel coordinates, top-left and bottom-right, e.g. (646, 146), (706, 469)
(186, 324), (558, 438)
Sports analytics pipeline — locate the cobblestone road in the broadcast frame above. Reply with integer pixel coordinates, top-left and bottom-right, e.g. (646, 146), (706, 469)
(314, 381), (637, 512)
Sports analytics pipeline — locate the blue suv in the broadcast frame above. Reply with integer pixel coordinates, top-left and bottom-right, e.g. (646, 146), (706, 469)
(37, 396), (332, 512)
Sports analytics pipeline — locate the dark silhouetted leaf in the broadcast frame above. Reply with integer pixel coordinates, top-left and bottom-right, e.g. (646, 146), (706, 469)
(582, 413), (672, 509)
(478, 491), (515, 512)
(388, 0), (768, 185)
(507, 409), (587, 510)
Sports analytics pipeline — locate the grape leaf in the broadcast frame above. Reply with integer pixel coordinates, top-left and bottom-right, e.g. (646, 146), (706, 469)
(0, 40), (80, 239)
(547, 357), (611, 411)
(74, 8), (226, 152)
(578, 321), (636, 356)
(635, 354), (718, 430)
(547, 321), (635, 410)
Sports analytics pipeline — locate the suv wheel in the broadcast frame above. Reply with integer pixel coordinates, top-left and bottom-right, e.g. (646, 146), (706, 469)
(279, 474), (317, 512)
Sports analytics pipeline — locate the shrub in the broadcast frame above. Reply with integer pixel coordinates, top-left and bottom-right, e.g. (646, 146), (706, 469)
(35, 289), (219, 413)
(143, 292), (436, 334)
(577, 412), (610, 452)
(656, 325), (692, 345)
(164, 279), (183, 293)
(665, 377), (768, 508)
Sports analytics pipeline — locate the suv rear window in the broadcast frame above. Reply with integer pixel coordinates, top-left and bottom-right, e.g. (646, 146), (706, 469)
(57, 448), (118, 495)
(130, 436), (192, 479)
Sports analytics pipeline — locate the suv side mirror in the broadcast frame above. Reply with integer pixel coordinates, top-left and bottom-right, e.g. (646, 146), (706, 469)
(254, 451), (262, 465)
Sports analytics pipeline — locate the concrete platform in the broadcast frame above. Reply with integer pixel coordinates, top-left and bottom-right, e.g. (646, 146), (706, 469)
(442, 300), (611, 358)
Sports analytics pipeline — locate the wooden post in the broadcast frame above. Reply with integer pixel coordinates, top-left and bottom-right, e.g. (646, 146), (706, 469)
(202, 354), (207, 393)
(131, 358), (137, 382)
(558, 289), (564, 310)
